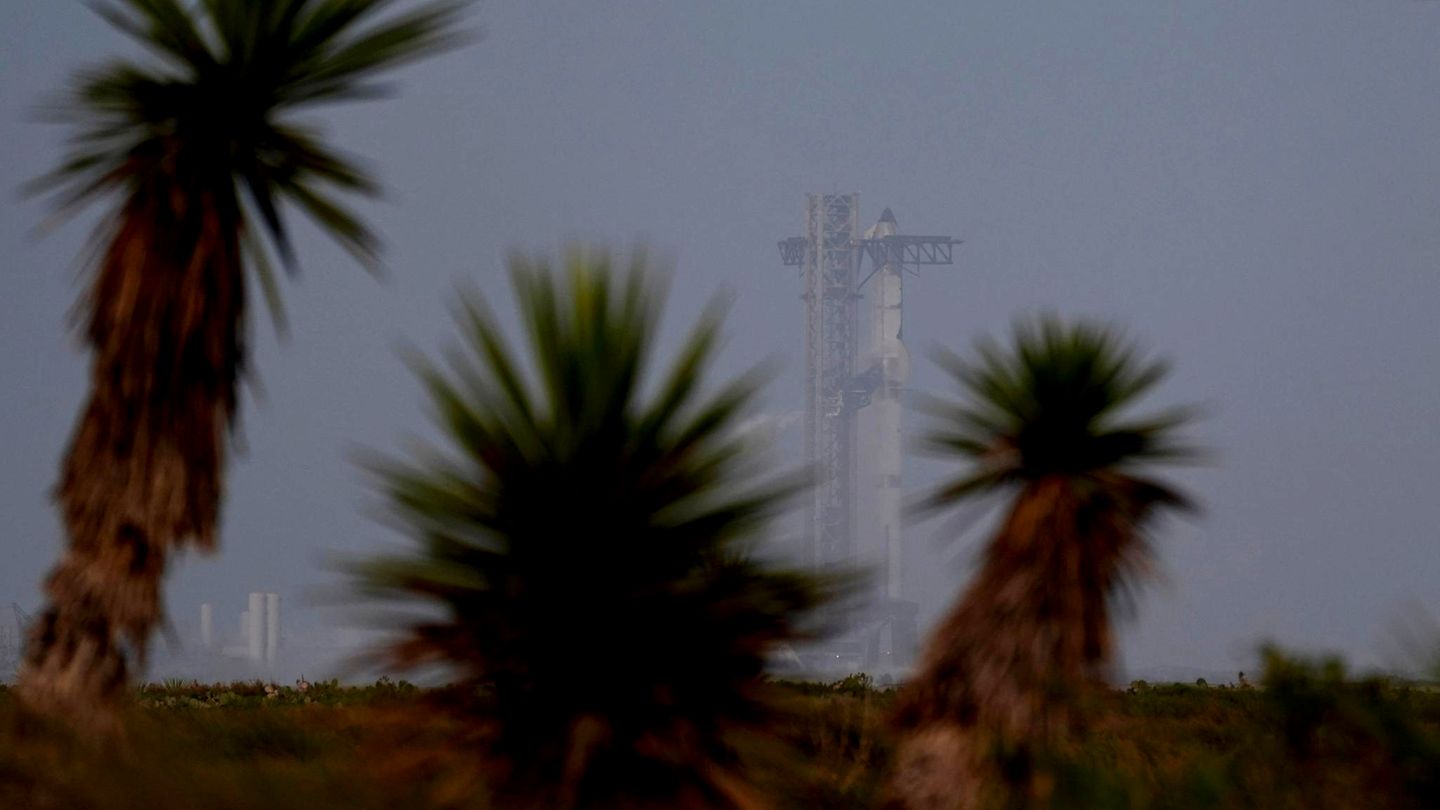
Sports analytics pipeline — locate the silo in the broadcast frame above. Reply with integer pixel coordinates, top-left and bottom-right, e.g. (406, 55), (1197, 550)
(264, 593), (280, 664)
(247, 592), (265, 661)
(200, 603), (214, 649)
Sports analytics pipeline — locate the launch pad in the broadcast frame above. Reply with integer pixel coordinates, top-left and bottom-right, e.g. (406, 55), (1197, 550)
(777, 194), (959, 671)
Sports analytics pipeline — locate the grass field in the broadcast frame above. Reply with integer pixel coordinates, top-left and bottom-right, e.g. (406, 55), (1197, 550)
(3, 671), (1439, 809)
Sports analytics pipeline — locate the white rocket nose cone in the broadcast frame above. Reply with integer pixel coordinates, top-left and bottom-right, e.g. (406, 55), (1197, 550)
(867, 207), (897, 238)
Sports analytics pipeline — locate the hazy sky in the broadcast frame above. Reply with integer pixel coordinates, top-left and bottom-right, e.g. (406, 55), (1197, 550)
(4, 1), (1440, 678)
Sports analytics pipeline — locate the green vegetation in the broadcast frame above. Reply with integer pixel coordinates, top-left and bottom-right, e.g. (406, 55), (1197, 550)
(6, 660), (1440, 810)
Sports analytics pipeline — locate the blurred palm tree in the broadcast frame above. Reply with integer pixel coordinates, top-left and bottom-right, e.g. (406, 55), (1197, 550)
(21, 0), (466, 721)
(352, 252), (836, 809)
(889, 317), (1197, 810)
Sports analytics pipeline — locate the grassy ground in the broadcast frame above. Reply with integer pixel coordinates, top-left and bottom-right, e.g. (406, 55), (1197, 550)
(4, 676), (1440, 809)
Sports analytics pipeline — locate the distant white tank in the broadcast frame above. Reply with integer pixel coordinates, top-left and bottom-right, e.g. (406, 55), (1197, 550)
(264, 593), (280, 664)
(247, 592), (265, 662)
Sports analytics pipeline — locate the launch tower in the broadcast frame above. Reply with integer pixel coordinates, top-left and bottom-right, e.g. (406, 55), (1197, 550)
(778, 194), (959, 667)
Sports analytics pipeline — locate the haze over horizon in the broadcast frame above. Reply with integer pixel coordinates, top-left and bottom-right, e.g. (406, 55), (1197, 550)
(4, 0), (1440, 681)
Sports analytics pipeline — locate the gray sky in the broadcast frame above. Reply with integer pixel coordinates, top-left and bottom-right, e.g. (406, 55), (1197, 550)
(3, 0), (1440, 679)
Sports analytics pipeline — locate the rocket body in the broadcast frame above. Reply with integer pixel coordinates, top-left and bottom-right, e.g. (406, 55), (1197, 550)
(866, 210), (908, 601)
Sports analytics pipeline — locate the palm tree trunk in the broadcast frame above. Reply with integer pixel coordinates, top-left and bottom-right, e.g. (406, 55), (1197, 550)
(18, 191), (244, 726)
(888, 482), (1120, 809)
(17, 558), (136, 730)
(18, 384), (198, 724)
(886, 589), (1054, 810)
(885, 723), (987, 810)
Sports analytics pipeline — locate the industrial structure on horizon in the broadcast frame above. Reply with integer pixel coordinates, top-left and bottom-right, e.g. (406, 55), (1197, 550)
(203, 591), (282, 666)
(778, 193), (959, 670)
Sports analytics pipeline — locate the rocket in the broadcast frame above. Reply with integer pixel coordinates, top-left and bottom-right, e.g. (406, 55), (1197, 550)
(865, 208), (909, 601)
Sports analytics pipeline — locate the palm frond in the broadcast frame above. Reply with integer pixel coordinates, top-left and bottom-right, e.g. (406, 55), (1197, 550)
(35, 0), (470, 306)
(350, 251), (837, 806)
(90, 0), (216, 73)
(922, 314), (1199, 490)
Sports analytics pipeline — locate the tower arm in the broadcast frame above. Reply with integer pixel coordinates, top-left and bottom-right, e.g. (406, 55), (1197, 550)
(778, 237), (807, 266)
(856, 236), (962, 281)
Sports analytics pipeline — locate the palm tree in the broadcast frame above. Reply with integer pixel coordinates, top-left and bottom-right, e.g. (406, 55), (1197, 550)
(21, 0), (466, 721)
(351, 252), (835, 809)
(889, 317), (1197, 810)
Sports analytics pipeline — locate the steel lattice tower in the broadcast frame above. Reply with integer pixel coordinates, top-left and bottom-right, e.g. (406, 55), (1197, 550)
(803, 194), (860, 568)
